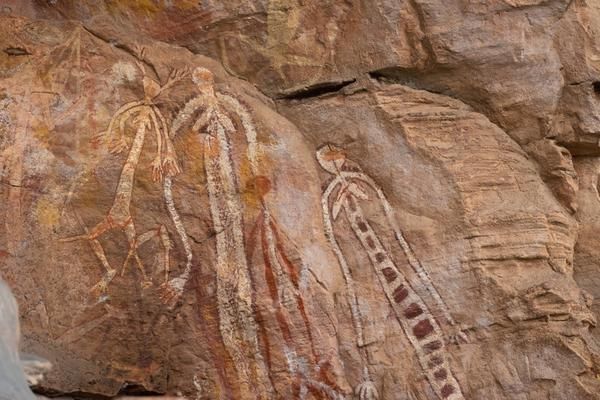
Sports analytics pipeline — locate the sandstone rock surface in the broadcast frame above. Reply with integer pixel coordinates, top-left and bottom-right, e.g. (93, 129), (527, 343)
(0, 1), (599, 400)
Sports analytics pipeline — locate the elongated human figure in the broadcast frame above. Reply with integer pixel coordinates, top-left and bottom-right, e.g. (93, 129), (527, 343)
(224, 95), (344, 399)
(163, 67), (272, 399)
(318, 144), (465, 400)
(61, 58), (186, 298)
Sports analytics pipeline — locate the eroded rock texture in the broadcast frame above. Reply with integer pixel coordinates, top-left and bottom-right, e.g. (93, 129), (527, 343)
(1, 1), (600, 399)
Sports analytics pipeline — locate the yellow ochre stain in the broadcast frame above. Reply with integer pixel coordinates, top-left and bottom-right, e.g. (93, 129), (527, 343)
(32, 121), (51, 146)
(239, 151), (273, 209)
(106, 0), (162, 16)
(238, 158), (258, 208)
(173, 0), (198, 10)
(36, 198), (61, 229)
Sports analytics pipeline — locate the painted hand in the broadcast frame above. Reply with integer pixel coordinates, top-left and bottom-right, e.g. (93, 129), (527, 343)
(107, 136), (129, 154)
(91, 130), (108, 146)
(151, 156), (164, 182)
(355, 380), (379, 400)
(159, 276), (187, 306)
(162, 152), (181, 177)
(93, 129), (128, 154)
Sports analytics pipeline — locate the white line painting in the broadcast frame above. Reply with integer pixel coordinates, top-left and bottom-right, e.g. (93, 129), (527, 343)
(165, 67), (272, 398)
(318, 144), (465, 400)
(61, 49), (190, 302)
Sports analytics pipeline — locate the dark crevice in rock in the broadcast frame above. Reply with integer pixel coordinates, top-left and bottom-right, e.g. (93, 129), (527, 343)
(4, 47), (31, 56)
(368, 66), (449, 95)
(80, 25), (161, 81)
(117, 382), (163, 396)
(557, 140), (600, 156)
(33, 387), (109, 399)
(277, 79), (357, 100)
(593, 81), (600, 96)
(79, 25), (116, 48)
(33, 382), (164, 399)
(557, 124), (600, 156)
(566, 79), (600, 92)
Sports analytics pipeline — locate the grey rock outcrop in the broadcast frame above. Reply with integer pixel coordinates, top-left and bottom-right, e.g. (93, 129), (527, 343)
(0, 280), (35, 400)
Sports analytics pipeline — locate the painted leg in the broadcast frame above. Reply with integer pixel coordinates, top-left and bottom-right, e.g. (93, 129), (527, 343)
(127, 225), (171, 282)
(59, 217), (112, 243)
(159, 225), (172, 283)
(60, 218), (116, 298)
(122, 228), (158, 277)
(122, 221), (151, 288)
(87, 238), (117, 297)
(161, 177), (193, 307)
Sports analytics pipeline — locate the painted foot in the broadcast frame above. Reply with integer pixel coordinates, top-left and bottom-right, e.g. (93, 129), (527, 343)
(159, 276), (187, 306)
(88, 269), (117, 302)
(447, 326), (469, 345)
(355, 380), (379, 400)
(141, 280), (153, 289)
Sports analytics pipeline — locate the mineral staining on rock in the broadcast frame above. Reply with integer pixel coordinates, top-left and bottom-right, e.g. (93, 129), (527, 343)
(1, 2), (600, 399)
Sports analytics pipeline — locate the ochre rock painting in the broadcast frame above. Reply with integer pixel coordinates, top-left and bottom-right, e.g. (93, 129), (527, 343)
(61, 49), (188, 302)
(1, 3), (600, 400)
(318, 144), (464, 400)
(0, 18), (349, 399)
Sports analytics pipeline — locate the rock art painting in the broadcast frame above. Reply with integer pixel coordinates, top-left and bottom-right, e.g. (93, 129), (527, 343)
(318, 143), (465, 400)
(22, 25), (347, 393)
(246, 181), (344, 399)
(243, 142), (343, 397)
(3, 5), (600, 399)
(164, 66), (345, 399)
(166, 66), (272, 398)
(60, 48), (189, 303)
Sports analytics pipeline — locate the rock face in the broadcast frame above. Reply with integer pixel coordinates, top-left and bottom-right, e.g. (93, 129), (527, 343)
(0, 1), (599, 400)
(0, 16), (347, 399)
(279, 83), (597, 399)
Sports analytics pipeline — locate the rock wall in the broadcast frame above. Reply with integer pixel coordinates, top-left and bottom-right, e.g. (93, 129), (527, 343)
(0, 1), (599, 399)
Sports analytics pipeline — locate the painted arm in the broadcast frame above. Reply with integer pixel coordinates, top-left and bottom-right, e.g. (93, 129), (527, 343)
(159, 95), (207, 306)
(152, 105), (180, 177)
(322, 176), (366, 347)
(217, 93), (259, 175)
(100, 100), (144, 147)
(148, 109), (164, 182)
(170, 96), (206, 138)
(105, 105), (142, 154)
(192, 108), (214, 133)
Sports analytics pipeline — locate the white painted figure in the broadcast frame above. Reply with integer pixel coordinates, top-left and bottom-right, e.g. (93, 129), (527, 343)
(61, 49), (188, 301)
(165, 66), (272, 399)
(318, 144), (466, 400)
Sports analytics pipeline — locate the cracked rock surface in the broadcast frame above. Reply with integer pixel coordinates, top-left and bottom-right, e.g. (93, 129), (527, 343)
(1, 1), (600, 399)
